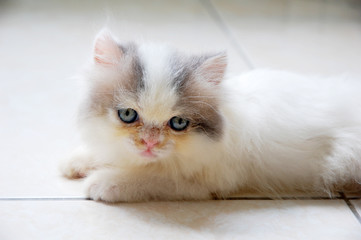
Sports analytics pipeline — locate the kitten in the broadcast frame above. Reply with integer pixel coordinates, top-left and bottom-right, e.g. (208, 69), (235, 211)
(60, 29), (361, 202)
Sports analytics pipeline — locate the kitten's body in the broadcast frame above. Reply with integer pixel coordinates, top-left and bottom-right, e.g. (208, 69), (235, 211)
(61, 30), (361, 202)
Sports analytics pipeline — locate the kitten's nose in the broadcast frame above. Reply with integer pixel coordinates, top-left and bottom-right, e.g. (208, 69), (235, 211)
(141, 138), (159, 149)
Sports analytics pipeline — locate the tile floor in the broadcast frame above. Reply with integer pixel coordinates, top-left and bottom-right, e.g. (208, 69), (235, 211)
(0, 0), (361, 239)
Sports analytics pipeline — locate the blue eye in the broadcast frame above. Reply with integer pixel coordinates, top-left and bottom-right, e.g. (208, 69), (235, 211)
(169, 117), (189, 131)
(118, 108), (138, 123)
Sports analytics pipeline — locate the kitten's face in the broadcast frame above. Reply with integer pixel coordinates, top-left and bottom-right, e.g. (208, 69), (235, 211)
(81, 30), (227, 163)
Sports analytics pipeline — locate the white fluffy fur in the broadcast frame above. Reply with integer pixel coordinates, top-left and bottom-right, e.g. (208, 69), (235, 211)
(60, 32), (361, 202)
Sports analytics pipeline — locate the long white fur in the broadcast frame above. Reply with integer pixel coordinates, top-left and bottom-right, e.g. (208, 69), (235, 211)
(61, 31), (361, 202)
(137, 44), (180, 125)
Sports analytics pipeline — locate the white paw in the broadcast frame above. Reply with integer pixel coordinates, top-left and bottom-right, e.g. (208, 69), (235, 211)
(86, 181), (123, 202)
(85, 171), (128, 202)
(59, 148), (95, 179)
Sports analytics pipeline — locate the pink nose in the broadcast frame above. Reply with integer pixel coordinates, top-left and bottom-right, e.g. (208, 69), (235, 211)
(141, 138), (159, 149)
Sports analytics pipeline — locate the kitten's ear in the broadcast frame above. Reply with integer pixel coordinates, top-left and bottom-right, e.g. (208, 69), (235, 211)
(196, 53), (227, 85)
(93, 29), (123, 66)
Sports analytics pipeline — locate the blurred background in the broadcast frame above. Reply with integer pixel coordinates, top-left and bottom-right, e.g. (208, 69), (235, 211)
(0, 0), (361, 197)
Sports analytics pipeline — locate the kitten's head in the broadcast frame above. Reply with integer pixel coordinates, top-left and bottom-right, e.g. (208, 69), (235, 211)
(80, 30), (227, 164)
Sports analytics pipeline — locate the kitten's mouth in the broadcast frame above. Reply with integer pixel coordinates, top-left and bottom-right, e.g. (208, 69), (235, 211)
(140, 149), (157, 158)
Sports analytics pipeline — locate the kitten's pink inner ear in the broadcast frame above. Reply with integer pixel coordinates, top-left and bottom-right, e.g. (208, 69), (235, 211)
(94, 30), (122, 65)
(198, 53), (227, 85)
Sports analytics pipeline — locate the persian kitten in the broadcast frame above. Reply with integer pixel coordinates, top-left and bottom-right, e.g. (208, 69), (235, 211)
(61, 29), (361, 202)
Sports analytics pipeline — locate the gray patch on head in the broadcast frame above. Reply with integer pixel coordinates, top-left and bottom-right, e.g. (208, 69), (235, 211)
(194, 114), (224, 139)
(82, 42), (146, 119)
(169, 56), (191, 90)
(170, 53), (224, 140)
(169, 53), (221, 91)
(132, 54), (145, 91)
(186, 102), (224, 140)
(169, 55), (199, 91)
(120, 43), (145, 92)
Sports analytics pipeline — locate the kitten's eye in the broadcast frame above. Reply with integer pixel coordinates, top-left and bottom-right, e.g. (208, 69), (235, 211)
(118, 108), (138, 123)
(169, 116), (189, 131)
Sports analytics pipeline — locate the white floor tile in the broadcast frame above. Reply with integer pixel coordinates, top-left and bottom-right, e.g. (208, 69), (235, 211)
(1, 200), (360, 240)
(212, 0), (361, 75)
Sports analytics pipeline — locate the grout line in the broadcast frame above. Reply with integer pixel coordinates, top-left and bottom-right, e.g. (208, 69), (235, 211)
(340, 192), (361, 225)
(0, 196), (359, 201)
(225, 196), (344, 200)
(199, 0), (255, 70)
(0, 197), (91, 201)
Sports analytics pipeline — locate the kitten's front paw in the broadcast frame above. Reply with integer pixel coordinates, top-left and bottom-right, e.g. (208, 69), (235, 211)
(87, 180), (122, 202)
(59, 148), (96, 179)
(85, 170), (129, 202)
